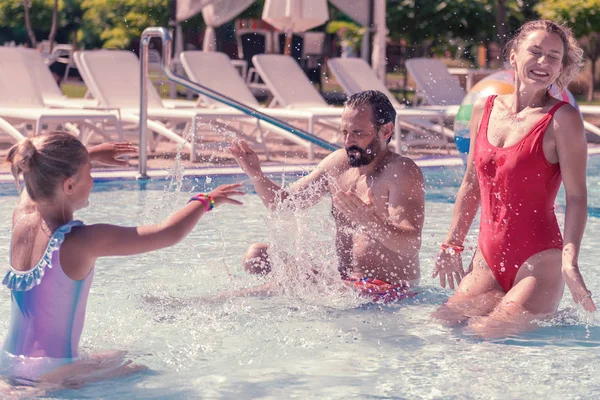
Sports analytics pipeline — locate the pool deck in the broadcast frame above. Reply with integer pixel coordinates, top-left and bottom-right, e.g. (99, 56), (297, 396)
(0, 140), (598, 183)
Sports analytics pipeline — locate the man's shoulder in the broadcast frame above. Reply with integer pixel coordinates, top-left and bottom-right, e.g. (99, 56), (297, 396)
(318, 149), (349, 170)
(382, 153), (423, 178)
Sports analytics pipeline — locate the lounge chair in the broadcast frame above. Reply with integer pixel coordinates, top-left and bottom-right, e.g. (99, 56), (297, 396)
(252, 54), (449, 151)
(236, 29), (272, 91)
(0, 117), (25, 142)
(75, 50), (314, 159)
(406, 57), (600, 138)
(405, 58), (466, 107)
(179, 50), (322, 157)
(327, 57), (457, 143)
(0, 48), (122, 144)
(18, 48), (99, 109)
(578, 105), (600, 138)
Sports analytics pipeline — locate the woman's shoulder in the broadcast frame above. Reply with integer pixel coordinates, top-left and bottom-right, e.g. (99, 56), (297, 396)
(551, 100), (580, 119)
(551, 102), (584, 139)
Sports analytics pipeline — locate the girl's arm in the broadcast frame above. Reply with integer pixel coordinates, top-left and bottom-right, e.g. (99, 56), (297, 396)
(88, 142), (137, 167)
(61, 184), (244, 280)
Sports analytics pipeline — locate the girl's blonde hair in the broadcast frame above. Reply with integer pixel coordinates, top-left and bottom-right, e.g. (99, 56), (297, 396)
(506, 20), (584, 90)
(5, 133), (88, 201)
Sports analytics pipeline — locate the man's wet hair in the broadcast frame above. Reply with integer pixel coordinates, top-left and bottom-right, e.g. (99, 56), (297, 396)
(344, 90), (396, 143)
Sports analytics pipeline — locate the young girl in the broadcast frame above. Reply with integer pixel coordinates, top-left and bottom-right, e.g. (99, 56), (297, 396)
(433, 20), (595, 337)
(2, 133), (243, 388)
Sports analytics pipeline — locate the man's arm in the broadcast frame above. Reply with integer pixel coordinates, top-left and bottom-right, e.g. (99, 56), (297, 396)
(230, 141), (341, 210)
(333, 158), (424, 255)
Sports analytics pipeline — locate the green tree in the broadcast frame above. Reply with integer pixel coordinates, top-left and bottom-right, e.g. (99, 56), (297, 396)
(536, 0), (600, 100)
(0, 0), (67, 46)
(80, 0), (169, 49)
(48, 0), (60, 49)
(387, 0), (524, 58)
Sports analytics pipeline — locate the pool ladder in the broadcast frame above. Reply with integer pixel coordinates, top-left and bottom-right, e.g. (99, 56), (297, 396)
(138, 27), (339, 179)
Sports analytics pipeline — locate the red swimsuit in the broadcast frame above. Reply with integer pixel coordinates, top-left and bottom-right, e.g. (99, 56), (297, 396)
(474, 95), (566, 292)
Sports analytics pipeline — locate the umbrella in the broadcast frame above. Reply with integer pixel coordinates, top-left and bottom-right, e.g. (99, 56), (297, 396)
(328, 0), (388, 82)
(262, 0), (329, 55)
(371, 0), (387, 81)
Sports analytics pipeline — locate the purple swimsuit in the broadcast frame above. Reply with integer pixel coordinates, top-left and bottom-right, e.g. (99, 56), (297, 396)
(2, 221), (94, 360)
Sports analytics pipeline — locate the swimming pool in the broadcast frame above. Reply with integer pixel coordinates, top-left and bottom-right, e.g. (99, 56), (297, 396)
(0, 156), (599, 399)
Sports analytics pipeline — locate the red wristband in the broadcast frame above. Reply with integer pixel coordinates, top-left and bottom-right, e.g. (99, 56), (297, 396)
(441, 243), (464, 254)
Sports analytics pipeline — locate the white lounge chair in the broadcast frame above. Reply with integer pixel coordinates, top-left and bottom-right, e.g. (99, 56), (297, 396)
(578, 105), (600, 139)
(327, 57), (457, 144)
(405, 58), (466, 107)
(75, 50), (306, 159)
(252, 54), (449, 151)
(179, 50), (325, 157)
(0, 117), (25, 142)
(406, 57), (600, 138)
(18, 48), (99, 109)
(0, 48), (122, 144)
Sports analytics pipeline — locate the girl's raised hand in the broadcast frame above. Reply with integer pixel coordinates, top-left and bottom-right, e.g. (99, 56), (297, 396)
(208, 183), (245, 207)
(88, 142), (138, 166)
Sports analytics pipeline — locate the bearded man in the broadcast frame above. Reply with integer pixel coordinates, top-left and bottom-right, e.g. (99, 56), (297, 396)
(229, 90), (425, 301)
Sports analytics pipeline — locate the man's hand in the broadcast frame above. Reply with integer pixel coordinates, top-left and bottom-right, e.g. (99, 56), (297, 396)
(88, 142), (137, 167)
(333, 188), (379, 229)
(229, 140), (263, 180)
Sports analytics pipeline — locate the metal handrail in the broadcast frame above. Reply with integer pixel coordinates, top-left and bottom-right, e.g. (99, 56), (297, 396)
(139, 27), (340, 179)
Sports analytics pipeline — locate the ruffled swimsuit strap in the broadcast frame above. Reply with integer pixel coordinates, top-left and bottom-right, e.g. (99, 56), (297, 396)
(3, 220), (84, 292)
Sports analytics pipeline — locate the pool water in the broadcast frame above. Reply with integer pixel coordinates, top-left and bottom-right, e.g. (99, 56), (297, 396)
(0, 157), (599, 399)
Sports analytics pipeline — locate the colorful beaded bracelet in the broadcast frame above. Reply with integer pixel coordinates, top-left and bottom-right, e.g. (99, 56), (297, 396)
(188, 193), (215, 211)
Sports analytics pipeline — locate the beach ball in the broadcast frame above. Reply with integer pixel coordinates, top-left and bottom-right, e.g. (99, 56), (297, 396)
(453, 69), (578, 162)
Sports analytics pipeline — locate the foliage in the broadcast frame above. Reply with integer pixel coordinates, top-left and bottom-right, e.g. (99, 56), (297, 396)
(536, 0), (600, 99)
(0, 0), (67, 43)
(386, 0), (525, 54)
(79, 0), (169, 49)
(535, 0), (600, 38)
(326, 20), (365, 50)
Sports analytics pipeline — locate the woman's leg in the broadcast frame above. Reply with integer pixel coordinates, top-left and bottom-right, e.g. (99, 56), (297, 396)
(467, 249), (564, 338)
(433, 250), (505, 325)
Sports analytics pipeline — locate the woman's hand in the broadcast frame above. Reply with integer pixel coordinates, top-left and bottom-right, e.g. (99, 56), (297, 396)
(433, 249), (466, 290)
(88, 142), (137, 166)
(208, 183), (245, 207)
(563, 263), (596, 312)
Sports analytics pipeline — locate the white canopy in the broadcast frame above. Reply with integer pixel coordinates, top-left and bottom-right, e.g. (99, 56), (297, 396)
(176, 0), (216, 22)
(329, 0), (369, 25)
(370, 0), (387, 80)
(329, 0), (387, 81)
(201, 0), (256, 51)
(176, 0), (386, 80)
(262, 0), (329, 33)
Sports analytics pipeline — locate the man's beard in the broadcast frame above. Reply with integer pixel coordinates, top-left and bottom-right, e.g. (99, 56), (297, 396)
(346, 136), (380, 167)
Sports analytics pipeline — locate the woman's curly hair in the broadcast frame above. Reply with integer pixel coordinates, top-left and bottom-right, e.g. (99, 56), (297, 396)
(506, 20), (584, 90)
